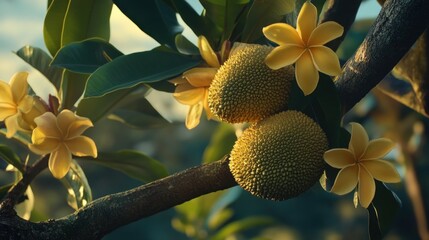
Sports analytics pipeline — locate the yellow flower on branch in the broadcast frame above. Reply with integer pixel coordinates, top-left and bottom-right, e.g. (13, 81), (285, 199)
(324, 123), (401, 208)
(172, 36), (222, 129)
(0, 72), (47, 138)
(29, 110), (97, 179)
(263, 1), (343, 95)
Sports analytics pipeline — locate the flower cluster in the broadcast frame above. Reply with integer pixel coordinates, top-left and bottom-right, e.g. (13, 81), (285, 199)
(0, 72), (97, 179)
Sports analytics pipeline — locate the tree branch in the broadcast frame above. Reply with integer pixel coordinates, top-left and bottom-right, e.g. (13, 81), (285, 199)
(1, 0), (429, 238)
(0, 156), (236, 239)
(321, 0), (362, 51)
(335, 0), (429, 114)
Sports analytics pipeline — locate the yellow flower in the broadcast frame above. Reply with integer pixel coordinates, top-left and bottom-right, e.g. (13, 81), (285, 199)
(324, 123), (401, 208)
(29, 110), (97, 179)
(263, 1), (343, 95)
(0, 72), (47, 138)
(172, 36), (220, 129)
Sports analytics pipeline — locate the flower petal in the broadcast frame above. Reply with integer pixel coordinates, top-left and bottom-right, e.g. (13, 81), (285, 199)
(361, 160), (401, 183)
(186, 101), (203, 129)
(0, 80), (13, 103)
(4, 114), (20, 138)
(262, 23), (303, 46)
(10, 72), (29, 104)
(330, 164), (359, 195)
(183, 68), (217, 88)
(308, 21), (344, 46)
(349, 123), (369, 159)
(28, 135), (60, 155)
(0, 104), (16, 121)
(309, 46), (342, 76)
(265, 45), (305, 70)
(324, 148), (356, 168)
(57, 110), (93, 138)
(295, 50), (319, 95)
(297, 1), (317, 43)
(34, 112), (62, 138)
(49, 144), (72, 179)
(362, 138), (395, 160)
(358, 167), (375, 208)
(66, 136), (97, 158)
(198, 36), (220, 68)
(169, 76), (188, 85)
(173, 82), (206, 105)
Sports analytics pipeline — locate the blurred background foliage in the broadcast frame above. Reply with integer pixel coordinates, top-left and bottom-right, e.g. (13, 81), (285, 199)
(0, 0), (428, 239)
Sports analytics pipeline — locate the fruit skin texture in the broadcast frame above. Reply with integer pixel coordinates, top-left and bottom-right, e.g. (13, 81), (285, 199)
(229, 111), (329, 201)
(208, 43), (294, 123)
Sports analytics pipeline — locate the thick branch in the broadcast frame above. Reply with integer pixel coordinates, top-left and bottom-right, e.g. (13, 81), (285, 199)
(0, 157), (236, 239)
(335, 0), (429, 114)
(321, 0), (362, 51)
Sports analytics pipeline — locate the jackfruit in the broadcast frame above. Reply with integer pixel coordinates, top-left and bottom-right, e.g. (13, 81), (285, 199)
(229, 111), (329, 200)
(208, 43), (294, 123)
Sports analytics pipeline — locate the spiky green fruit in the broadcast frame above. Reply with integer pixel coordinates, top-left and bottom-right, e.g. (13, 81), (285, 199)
(229, 111), (329, 200)
(208, 43), (294, 123)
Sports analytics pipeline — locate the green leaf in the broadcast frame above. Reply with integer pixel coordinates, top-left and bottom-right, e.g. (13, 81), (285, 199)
(202, 123), (236, 164)
(175, 34), (199, 55)
(113, 0), (183, 48)
(84, 49), (201, 98)
(368, 182), (401, 240)
(107, 90), (169, 129)
(242, 0), (295, 43)
(0, 145), (23, 172)
(81, 150), (168, 182)
(15, 46), (63, 89)
(210, 217), (275, 240)
(312, 75), (342, 147)
(164, 0), (206, 38)
(60, 71), (89, 109)
(207, 187), (241, 223)
(44, 0), (113, 56)
(60, 160), (92, 210)
(52, 38), (123, 74)
(77, 86), (146, 123)
(208, 208), (234, 230)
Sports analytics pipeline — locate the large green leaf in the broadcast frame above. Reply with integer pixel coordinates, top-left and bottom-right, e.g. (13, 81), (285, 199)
(368, 182), (401, 240)
(164, 0), (206, 39)
(60, 71), (89, 109)
(44, 0), (113, 56)
(81, 150), (168, 182)
(202, 123), (236, 164)
(60, 160), (92, 210)
(77, 86), (144, 123)
(84, 49), (201, 98)
(15, 46), (63, 89)
(242, 0), (295, 43)
(52, 38), (123, 74)
(210, 217), (275, 240)
(107, 89), (169, 129)
(0, 145), (23, 172)
(114, 0), (183, 48)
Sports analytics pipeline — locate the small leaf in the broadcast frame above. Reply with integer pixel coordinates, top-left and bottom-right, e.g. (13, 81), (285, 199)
(52, 38), (123, 74)
(15, 46), (63, 89)
(60, 71), (89, 109)
(80, 150), (168, 182)
(84, 49), (201, 98)
(207, 187), (242, 223)
(210, 216), (275, 240)
(0, 145), (23, 172)
(242, 0), (295, 43)
(60, 160), (92, 210)
(175, 34), (199, 55)
(208, 208), (234, 230)
(202, 123), (237, 164)
(367, 181), (401, 240)
(113, 0), (183, 48)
